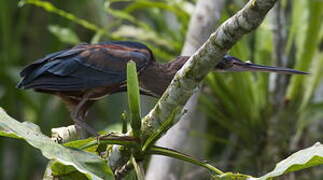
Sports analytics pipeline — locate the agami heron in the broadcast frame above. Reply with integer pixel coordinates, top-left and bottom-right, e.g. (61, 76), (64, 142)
(17, 41), (307, 136)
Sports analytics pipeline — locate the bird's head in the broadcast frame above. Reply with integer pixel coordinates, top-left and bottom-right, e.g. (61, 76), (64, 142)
(215, 55), (308, 75)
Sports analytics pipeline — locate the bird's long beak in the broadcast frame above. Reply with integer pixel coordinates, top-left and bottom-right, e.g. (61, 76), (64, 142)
(215, 55), (309, 75)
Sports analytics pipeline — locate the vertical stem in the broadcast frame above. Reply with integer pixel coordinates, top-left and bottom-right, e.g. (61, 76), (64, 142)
(126, 61), (142, 139)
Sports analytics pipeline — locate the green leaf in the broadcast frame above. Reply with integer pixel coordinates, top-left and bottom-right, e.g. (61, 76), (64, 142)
(124, 0), (189, 25)
(48, 25), (80, 45)
(45, 161), (88, 180)
(112, 25), (171, 47)
(127, 61), (142, 138)
(0, 108), (113, 179)
(20, 0), (115, 39)
(148, 146), (223, 175)
(80, 135), (139, 150)
(214, 172), (251, 180)
(286, 1), (323, 101)
(105, 7), (151, 31)
(250, 142), (323, 180)
(285, 0), (306, 54)
(299, 48), (323, 110)
(91, 31), (104, 44)
(63, 137), (98, 152)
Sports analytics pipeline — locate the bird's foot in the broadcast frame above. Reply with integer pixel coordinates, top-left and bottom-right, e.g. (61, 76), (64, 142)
(71, 113), (99, 138)
(74, 121), (99, 138)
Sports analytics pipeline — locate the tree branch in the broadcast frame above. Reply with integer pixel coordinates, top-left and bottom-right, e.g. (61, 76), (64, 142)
(108, 0), (279, 172)
(146, 0), (224, 178)
(141, 0), (278, 139)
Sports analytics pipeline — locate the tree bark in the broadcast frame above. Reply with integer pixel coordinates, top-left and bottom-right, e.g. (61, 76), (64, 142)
(108, 0), (279, 175)
(146, 0), (224, 179)
(140, 0), (279, 142)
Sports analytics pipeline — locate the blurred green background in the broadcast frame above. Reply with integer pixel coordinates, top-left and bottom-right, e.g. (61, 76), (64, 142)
(0, 0), (322, 179)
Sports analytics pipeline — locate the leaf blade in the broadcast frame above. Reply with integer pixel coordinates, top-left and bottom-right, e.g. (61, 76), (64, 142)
(250, 142), (323, 180)
(0, 108), (113, 179)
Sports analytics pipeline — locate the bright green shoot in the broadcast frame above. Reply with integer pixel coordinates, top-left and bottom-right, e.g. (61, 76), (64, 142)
(126, 61), (142, 139)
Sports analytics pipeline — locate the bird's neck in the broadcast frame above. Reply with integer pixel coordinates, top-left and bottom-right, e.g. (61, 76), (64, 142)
(139, 56), (189, 96)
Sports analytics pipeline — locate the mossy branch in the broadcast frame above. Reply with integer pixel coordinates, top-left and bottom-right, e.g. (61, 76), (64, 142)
(109, 0), (278, 172)
(141, 0), (278, 140)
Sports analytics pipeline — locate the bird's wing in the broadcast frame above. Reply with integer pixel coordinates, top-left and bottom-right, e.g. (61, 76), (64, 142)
(18, 43), (151, 91)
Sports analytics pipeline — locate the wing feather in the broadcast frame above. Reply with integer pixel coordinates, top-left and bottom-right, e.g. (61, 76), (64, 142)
(18, 41), (152, 91)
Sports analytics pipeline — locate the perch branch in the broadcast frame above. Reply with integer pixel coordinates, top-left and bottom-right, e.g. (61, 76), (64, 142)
(109, 0), (279, 172)
(141, 0), (279, 139)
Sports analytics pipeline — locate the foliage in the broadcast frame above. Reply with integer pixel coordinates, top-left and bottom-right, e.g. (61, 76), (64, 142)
(48, 25), (81, 45)
(126, 61), (142, 138)
(0, 0), (187, 178)
(0, 0), (322, 179)
(1, 107), (323, 179)
(200, 0), (323, 177)
(0, 61), (223, 179)
(0, 108), (113, 179)
(251, 142), (323, 180)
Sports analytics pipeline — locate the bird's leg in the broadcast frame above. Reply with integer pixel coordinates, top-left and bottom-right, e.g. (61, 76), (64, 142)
(112, 86), (158, 98)
(71, 92), (99, 137)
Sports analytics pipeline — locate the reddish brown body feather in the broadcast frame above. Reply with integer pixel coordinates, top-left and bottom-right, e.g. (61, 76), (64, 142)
(18, 41), (307, 136)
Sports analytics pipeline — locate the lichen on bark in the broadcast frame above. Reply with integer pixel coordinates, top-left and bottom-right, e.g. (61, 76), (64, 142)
(109, 0), (279, 173)
(141, 0), (278, 141)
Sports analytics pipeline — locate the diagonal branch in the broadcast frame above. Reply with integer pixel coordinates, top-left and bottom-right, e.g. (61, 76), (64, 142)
(109, 0), (279, 172)
(146, 0), (224, 178)
(141, 0), (279, 139)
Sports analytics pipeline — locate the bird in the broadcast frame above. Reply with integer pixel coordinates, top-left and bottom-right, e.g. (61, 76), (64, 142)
(17, 41), (308, 136)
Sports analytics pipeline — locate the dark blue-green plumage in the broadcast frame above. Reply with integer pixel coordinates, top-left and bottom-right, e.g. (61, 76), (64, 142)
(17, 41), (307, 136)
(18, 41), (152, 92)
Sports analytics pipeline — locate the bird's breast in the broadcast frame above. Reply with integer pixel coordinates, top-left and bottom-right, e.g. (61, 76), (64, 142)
(138, 63), (175, 97)
(36, 83), (125, 101)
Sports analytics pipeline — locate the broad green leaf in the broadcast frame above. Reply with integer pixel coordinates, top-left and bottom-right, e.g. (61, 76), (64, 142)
(0, 128), (21, 139)
(64, 137), (97, 152)
(50, 162), (88, 180)
(48, 25), (80, 45)
(126, 61), (141, 138)
(0, 108), (113, 179)
(250, 142), (323, 180)
(44, 161), (88, 180)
